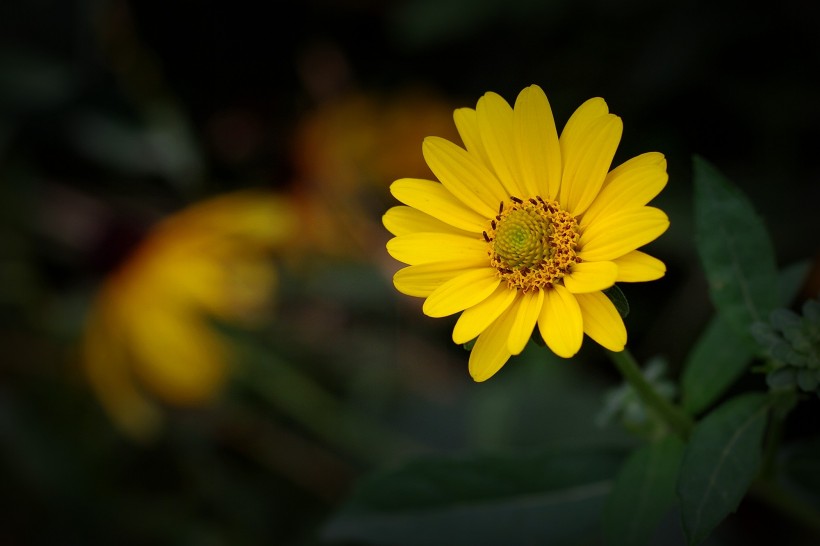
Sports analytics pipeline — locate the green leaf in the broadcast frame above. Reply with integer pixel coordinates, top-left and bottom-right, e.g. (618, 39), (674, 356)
(677, 393), (770, 545)
(692, 155), (778, 346)
(604, 285), (630, 318)
(681, 261), (810, 416)
(322, 447), (626, 546)
(603, 436), (684, 546)
(680, 316), (755, 416)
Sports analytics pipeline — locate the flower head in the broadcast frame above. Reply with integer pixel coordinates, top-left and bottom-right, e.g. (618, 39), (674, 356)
(383, 85), (669, 381)
(81, 189), (297, 439)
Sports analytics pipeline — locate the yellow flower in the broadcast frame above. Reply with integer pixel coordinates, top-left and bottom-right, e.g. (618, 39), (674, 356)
(383, 85), (669, 381)
(81, 189), (297, 440)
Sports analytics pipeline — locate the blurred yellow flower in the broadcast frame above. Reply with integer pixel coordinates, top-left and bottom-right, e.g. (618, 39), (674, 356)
(81, 189), (297, 440)
(290, 90), (461, 256)
(384, 85), (669, 381)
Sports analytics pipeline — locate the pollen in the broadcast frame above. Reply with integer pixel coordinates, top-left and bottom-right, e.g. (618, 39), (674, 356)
(487, 196), (579, 292)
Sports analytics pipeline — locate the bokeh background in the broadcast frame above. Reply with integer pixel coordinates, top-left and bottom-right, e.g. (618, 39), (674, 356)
(1, 0), (819, 544)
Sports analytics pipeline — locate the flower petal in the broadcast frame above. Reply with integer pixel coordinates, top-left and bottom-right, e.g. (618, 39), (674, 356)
(514, 85), (562, 199)
(507, 288), (545, 354)
(468, 304), (518, 382)
(476, 91), (526, 197)
(613, 250), (667, 282)
(423, 136), (506, 217)
(563, 261), (618, 293)
(127, 304), (228, 405)
(423, 268), (501, 318)
(454, 107), (492, 168)
(537, 285), (583, 358)
(390, 178), (489, 232)
(577, 207), (669, 262)
(383, 206), (474, 237)
(581, 152), (668, 228)
(575, 291), (626, 351)
(82, 296), (162, 440)
(559, 100), (623, 216)
(452, 283), (518, 344)
(394, 260), (487, 297)
(387, 232), (488, 265)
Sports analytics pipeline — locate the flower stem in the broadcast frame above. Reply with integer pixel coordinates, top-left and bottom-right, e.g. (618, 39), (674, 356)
(607, 348), (694, 439)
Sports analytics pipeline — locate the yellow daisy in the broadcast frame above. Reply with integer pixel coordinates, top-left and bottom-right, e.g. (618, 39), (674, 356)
(81, 189), (297, 440)
(383, 85), (669, 381)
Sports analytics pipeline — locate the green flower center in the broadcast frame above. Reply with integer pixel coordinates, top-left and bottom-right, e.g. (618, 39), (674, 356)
(485, 196), (579, 292)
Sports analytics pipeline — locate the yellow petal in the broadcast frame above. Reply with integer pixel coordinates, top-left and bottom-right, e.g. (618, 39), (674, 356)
(559, 113), (622, 216)
(164, 189), (298, 248)
(577, 207), (669, 262)
(383, 206), (473, 237)
(422, 136), (506, 217)
(513, 85), (562, 199)
(126, 304), (228, 405)
(454, 107), (492, 168)
(476, 91), (526, 197)
(613, 250), (667, 282)
(390, 178), (489, 232)
(468, 304), (518, 382)
(581, 152), (668, 228)
(452, 283), (518, 344)
(563, 261), (619, 293)
(575, 291), (626, 351)
(423, 267), (501, 318)
(394, 259), (487, 297)
(82, 295), (162, 441)
(387, 232), (487, 265)
(507, 288), (545, 354)
(537, 285), (583, 358)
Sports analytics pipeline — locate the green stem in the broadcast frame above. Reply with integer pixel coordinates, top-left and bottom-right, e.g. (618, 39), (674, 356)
(607, 348), (695, 440)
(750, 479), (820, 537)
(239, 353), (425, 464)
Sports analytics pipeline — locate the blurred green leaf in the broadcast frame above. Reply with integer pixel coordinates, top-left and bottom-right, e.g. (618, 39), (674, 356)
(603, 436), (684, 546)
(0, 52), (78, 110)
(677, 393), (770, 545)
(322, 447), (626, 546)
(681, 261), (811, 415)
(692, 155), (778, 347)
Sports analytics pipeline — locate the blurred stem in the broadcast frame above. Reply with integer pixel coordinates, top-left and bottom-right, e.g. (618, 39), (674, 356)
(240, 354), (425, 465)
(750, 479), (820, 538)
(760, 390), (797, 479)
(608, 348), (694, 440)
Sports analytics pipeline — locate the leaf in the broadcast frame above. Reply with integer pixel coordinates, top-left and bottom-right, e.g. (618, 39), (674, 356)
(603, 436), (684, 546)
(692, 155), (778, 347)
(681, 261), (811, 416)
(680, 316), (755, 416)
(677, 393), (770, 545)
(322, 447), (626, 546)
(604, 284), (630, 318)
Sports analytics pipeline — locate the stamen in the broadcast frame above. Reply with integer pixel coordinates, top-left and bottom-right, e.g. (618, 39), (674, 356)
(484, 196), (579, 292)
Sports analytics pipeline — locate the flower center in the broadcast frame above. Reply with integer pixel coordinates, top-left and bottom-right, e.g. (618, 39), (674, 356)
(484, 196), (579, 292)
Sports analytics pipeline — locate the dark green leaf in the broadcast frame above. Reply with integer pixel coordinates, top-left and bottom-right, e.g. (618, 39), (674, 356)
(692, 155), (778, 346)
(603, 436), (684, 546)
(322, 447), (626, 546)
(604, 285), (630, 318)
(677, 393), (770, 545)
(681, 261), (810, 415)
(681, 316), (755, 416)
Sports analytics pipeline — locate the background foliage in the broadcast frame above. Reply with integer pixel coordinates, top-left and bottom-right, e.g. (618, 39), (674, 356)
(1, 0), (818, 545)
